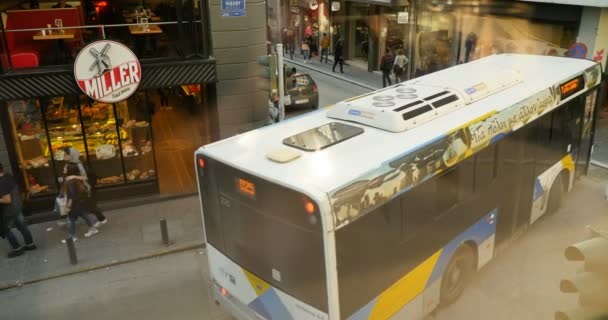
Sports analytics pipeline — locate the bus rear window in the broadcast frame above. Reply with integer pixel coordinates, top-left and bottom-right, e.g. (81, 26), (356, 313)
(197, 157), (328, 312)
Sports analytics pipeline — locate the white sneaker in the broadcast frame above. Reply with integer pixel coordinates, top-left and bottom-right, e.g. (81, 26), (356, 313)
(101, 218), (108, 225)
(93, 221), (101, 228)
(84, 228), (99, 238)
(56, 220), (68, 227)
(61, 237), (78, 244)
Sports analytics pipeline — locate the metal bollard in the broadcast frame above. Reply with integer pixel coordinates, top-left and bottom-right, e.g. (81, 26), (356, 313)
(66, 238), (78, 265)
(160, 218), (170, 246)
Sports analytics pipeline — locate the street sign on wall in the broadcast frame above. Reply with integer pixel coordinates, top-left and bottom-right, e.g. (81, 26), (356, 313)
(221, 0), (246, 17)
(568, 42), (588, 59)
(397, 12), (409, 24)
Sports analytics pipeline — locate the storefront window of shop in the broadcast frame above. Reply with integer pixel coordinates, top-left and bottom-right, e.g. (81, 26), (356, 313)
(7, 94), (156, 198)
(414, 9), (455, 77)
(413, 1), (579, 77)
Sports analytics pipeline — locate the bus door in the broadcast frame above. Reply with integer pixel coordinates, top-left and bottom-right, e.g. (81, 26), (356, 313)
(516, 123), (537, 232)
(575, 91), (598, 178)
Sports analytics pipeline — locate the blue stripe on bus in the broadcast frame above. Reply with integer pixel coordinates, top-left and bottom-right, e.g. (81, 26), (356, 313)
(248, 288), (293, 320)
(533, 178), (544, 201)
(347, 297), (378, 320)
(426, 209), (498, 286)
(490, 132), (508, 144)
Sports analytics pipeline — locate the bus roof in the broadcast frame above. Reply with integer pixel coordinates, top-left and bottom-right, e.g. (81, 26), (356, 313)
(198, 54), (598, 200)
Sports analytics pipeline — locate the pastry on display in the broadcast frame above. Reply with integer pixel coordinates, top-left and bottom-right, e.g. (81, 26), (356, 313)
(127, 169), (142, 181)
(95, 144), (116, 159)
(29, 184), (49, 194)
(122, 120), (137, 129)
(140, 140), (153, 154)
(134, 121), (149, 127)
(25, 156), (49, 169)
(139, 170), (156, 180)
(99, 175), (123, 184)
(122, 143), (139, 157)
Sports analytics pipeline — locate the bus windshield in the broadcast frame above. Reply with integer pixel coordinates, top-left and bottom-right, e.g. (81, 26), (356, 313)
(198, 156), (328, 313)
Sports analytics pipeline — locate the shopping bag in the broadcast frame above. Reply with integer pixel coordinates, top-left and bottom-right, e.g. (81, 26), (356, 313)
(55, 196), (69, 216)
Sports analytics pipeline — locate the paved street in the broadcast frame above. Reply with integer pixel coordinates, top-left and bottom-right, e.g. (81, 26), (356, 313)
(0, 249), (229, 320)
(1, 168), (606, 320)
(285, 57), (372, 119)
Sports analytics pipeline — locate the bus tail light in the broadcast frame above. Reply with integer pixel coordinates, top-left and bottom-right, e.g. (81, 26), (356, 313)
(304, 200), (316, 215)
(198, 157), (205, 169)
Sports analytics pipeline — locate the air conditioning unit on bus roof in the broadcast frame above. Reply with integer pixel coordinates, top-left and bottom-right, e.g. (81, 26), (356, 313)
(327, 66), (522, 133)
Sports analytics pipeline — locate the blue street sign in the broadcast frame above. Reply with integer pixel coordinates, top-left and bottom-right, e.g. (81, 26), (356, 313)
(221, 0), (246, 17)
(568, 43), (588, 59)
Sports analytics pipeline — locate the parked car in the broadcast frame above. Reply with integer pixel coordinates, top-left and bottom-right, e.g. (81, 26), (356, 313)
(285, 73), (319, 109)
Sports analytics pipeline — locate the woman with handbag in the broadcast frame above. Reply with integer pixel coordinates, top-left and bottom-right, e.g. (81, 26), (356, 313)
(63, 147), (107, 226)
(61, 163), (99, 243)
(393, 50), (409, 83)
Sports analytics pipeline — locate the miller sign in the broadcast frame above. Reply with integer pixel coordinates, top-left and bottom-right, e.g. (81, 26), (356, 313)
(74, 40), (141, 103)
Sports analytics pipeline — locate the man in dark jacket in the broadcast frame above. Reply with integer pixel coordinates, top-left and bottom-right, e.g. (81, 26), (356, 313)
(332, 40), (344, 73)
(0, 163), (36, 258)
(380, 48), (395, 87)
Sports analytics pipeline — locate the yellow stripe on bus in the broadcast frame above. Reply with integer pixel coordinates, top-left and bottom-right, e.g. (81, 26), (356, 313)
(560, 153), (574, 172)
(368, 250), (442, 320)
(243, 269), (271, 297)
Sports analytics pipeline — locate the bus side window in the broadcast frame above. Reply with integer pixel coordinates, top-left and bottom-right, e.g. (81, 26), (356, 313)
(459, 156), (475, 199)
(437, 168), (459, 213)
(475, 145), (497, 191)
(402, 179), (437, 239)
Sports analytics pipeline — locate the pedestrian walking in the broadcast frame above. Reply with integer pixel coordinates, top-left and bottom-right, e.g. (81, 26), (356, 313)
(302, 39), (311, 62)
(62, 163), (99, 242)
(393, 49), (409, 83)
(0, 163), (36, 258)
(332, 40), (344, 73)
(287, 28), (295, 59)
(320, 33), (330, 63)
(63, 147), (107, 227)
(380, 48), (395, 88)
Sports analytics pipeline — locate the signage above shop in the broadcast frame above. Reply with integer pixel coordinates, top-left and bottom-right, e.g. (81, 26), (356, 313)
(397, 11), (409, 24)
(74, 40), (141, 104)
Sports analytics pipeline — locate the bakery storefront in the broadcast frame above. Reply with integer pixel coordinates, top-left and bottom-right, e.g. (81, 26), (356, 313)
(0, 41), (216, 216)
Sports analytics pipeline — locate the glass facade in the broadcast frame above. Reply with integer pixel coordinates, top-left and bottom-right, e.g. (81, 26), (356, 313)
(7, 93), (156, 198)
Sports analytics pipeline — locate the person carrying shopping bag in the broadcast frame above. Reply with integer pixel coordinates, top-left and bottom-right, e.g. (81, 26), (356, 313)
(393, 50), (409, 83)
(63, 147), (107, 226)
(62, 163), (99, 243)
(302, 39), (311, 63)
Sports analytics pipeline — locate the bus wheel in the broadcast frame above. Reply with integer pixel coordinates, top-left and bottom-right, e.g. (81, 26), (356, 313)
(547, 176), (563, 215)
(440, 245), (475, 306)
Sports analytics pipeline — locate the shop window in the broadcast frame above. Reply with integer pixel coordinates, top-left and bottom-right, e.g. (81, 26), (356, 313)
(7, 94), (158, 198)
(116, 92), (156, 183)
(7, 99), (57, 196)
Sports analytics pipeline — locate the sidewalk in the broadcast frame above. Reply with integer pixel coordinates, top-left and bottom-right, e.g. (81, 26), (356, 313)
(0, 196), (204, 290)
(285, 53), (382, 90)
(592, 113), (608, 168)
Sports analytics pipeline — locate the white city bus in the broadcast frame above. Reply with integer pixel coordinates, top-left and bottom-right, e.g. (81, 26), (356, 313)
(195, 54), (601, 320)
